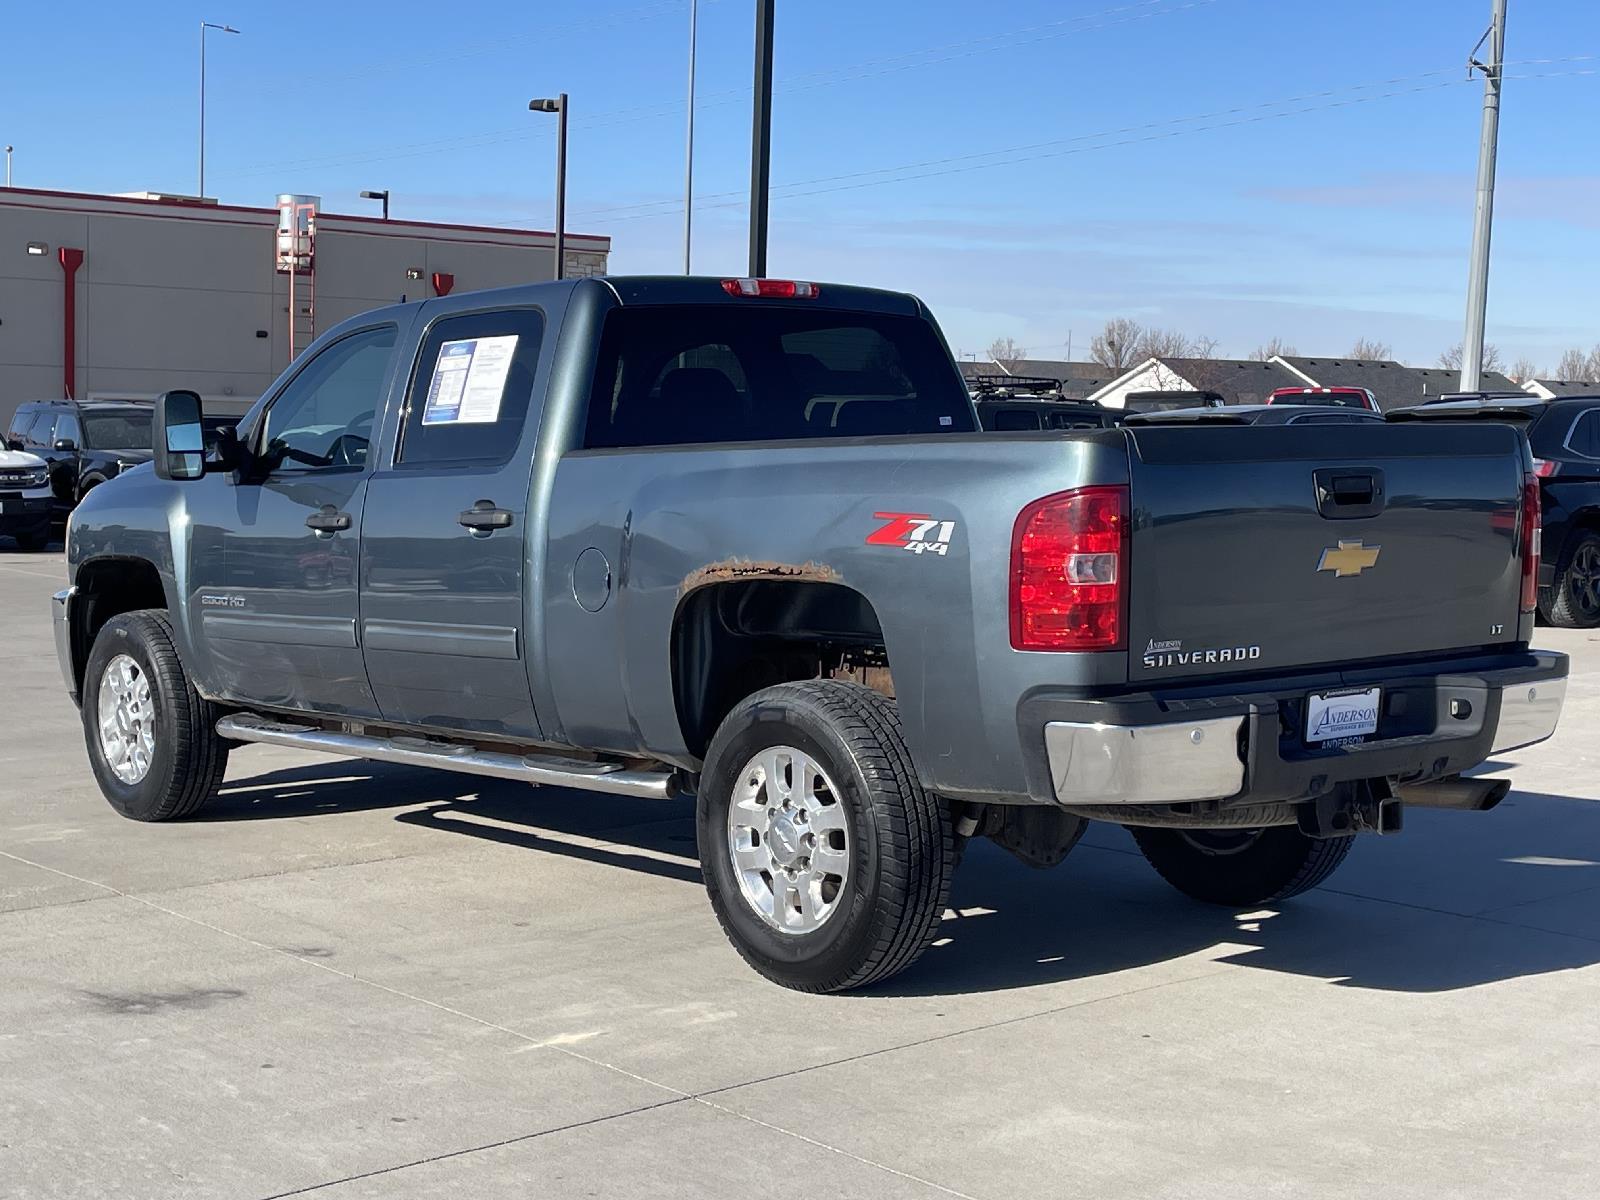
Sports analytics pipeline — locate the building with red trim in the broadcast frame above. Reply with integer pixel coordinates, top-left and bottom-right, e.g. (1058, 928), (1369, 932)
(0, 187), (609, 428)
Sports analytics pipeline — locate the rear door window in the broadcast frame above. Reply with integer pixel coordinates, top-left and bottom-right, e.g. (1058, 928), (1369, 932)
(1565, 409), (1600, 458)
(584, 305), (974, 448)
(397, 308), (546, 466)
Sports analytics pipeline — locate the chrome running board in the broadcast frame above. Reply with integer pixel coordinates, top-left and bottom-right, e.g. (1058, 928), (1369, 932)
(216, 714), (679, 800)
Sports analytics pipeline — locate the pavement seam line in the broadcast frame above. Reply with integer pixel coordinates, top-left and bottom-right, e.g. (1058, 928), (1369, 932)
(252, 1097), (690, 1199)
(694, 967), (1227, 1103)
(3, 846), (983, 1199)
(690, 1095), (983, 1200)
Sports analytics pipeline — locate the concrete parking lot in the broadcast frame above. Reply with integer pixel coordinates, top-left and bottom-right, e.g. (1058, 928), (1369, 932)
(3, 545), (1599, 1200)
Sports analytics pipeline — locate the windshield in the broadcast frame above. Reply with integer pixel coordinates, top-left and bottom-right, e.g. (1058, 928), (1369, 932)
(82, 410), (153, 450)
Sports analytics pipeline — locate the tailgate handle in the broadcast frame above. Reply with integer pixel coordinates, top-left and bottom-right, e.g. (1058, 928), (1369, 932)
(1314, 468), (1385, 519)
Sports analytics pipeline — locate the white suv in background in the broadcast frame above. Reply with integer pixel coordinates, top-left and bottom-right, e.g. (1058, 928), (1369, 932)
(0, 447), (54, 551)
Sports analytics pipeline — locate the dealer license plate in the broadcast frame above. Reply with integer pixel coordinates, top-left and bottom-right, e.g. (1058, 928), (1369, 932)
(1306, 686), (1381, 744)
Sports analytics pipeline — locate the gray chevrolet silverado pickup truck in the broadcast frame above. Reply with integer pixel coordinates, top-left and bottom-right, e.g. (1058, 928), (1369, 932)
(53, 275), (1567, 991)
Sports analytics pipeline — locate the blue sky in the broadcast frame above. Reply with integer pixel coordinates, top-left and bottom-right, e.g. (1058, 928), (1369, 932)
(4, 0), (1597, 369)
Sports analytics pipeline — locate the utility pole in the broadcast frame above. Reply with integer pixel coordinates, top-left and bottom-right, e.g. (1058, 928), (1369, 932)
(683, 0), (698, 274)
(1461, 0), (1506, 392)
(748, 0), (775, 276)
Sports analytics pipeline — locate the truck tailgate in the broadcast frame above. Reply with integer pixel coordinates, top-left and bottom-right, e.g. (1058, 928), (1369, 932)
(1125, 422), (1528, 681)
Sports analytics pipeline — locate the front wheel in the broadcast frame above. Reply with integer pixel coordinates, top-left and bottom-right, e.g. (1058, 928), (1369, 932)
(82, 610), (230, 821)
(697, 681), (955, 993)
(1130, 824), (1354, 907)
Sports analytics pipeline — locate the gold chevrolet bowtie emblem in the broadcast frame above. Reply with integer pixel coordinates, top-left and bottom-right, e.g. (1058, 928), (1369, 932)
(1317, 540), (1381, 577)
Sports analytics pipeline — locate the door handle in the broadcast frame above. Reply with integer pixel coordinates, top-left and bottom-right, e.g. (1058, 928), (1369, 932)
(1313, 467), (1385, 520)
(306, 505), (353, 535)
(459, 500), (514, 534)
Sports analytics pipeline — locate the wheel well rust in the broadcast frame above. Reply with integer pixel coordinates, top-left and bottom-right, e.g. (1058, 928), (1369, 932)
(670, 577), (890, 759)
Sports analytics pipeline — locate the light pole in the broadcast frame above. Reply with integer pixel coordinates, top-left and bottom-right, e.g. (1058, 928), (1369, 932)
(1460, 0), (1507, 392)
(749, 0), (775, 276)
(198, 21), (240, 198)
(3, 145), (11, 188)
(528, 95), (569, 281)
(683, 0), (698, 273)
(360, 189), (391, 220)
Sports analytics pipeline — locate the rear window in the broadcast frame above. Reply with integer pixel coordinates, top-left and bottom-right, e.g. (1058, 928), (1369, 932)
(82, 410), (153, 450)
(583, 305), (975, 448)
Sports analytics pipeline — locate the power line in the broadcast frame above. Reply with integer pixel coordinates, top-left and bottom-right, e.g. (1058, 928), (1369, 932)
(574, 69), (1472, 221)
(216, 0), (1226, 181)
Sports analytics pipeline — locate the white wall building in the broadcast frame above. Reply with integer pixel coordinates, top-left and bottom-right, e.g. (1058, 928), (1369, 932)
(0, 187), (609, 427)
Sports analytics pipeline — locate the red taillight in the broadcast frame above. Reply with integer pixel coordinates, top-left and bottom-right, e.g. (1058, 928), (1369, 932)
(1532, 458), (1560, 478)
(1520, 474), (1541, 613)
(720, 278), (820, 299)
(1010, 486), (1128, 651)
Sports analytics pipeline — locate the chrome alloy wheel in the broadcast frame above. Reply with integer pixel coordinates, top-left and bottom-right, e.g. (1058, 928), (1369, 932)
(97, 654), (156, 785)
(726, 745), (851, 934)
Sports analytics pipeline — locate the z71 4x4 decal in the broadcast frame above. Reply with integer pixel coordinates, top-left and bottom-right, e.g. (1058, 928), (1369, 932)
(866, 512), (957, 556)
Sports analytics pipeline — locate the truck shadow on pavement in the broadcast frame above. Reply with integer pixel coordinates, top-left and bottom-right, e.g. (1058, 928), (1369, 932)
(199, 760), (1600, 997)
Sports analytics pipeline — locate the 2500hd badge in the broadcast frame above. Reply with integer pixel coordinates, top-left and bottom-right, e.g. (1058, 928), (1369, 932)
(1142, 638), (1262, 670)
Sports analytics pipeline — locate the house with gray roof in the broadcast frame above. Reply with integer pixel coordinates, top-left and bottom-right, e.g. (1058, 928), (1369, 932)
(1523, 378), (1600, 400)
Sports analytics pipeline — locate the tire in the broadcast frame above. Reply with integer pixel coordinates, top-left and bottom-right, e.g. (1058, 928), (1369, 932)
(82, 609), (229, 821)
(1543, 531), (1600, 629)
(1130, 824), (1354, 907)
(696, 681), (955, 993)
(14, 528), (49, 552)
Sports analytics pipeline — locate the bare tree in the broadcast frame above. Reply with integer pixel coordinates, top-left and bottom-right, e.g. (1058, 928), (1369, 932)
(1554, 348), (1587, 381)
(1138, 328), (1219, 360)
(1347, 337), (1392, 361)
(1438, 342), (1505, 374)
(1089, 318), (1145, 369)
(1508, 356), (1539, 384)
(987, 337), (1026, 372)
(1589, 345), (1600, 382)
(1249, 337), (1298, 361)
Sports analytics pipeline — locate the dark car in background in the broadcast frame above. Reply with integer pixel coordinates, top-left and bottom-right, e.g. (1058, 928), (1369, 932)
(1122, 403), (1384, 428)
(1267, 385), (1379, 411)
(1391, 394), (1600, 627)
(1122, 389), (1226, 414)
(975, 398), (1119, 431)
(5, 400), (155, 520)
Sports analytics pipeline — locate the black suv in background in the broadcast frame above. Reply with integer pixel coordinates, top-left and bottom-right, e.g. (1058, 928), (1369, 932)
(5, 400), (154, 520)
(1393, 394), (1600, 627)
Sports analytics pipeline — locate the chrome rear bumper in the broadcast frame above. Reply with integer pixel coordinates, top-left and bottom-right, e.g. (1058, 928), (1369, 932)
(1043, 654), (1567, 806)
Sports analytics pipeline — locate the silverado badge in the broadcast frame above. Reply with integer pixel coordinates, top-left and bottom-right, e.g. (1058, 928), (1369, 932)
(1317, 540), (1381, 578)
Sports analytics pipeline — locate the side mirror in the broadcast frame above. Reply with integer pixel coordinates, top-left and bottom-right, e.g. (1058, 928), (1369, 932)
(153, 390), (205, 481)
(53, 437), (78, 452)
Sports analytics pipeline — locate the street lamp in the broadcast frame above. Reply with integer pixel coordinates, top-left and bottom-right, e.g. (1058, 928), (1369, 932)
(198, 21), (240, 198)
(3, 145), (12, 188)
(360, 189), (391, 220)
(528, 94), (568, 281)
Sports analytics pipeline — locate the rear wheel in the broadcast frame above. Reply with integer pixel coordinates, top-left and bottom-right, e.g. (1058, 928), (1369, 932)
(697, 681), (955, 993)
(1130, 824), (1354, 907)
(1543, 531), (1600, 629)
(82, 610), (229, 821)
